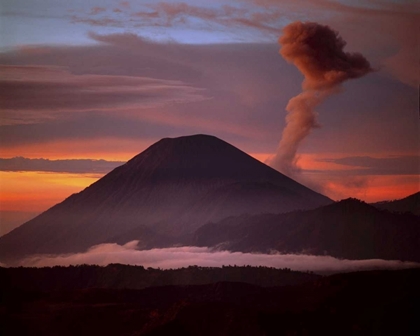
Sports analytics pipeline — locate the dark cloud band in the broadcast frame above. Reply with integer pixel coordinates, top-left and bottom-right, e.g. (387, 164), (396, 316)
(319, 155), (420, 176)
(0, 157), (125, 174)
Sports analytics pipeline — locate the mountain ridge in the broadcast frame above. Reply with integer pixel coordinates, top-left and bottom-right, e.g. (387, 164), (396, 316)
(192, 198), (420, 261)
(371, 191), (420, 216)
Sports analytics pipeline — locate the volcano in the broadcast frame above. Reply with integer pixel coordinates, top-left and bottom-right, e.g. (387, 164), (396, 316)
(0, 134), (331, 262)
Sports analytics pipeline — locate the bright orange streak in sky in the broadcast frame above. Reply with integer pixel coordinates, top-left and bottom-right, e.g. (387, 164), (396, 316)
(0, 172), (100, 212)
(321, 175), (419, 203)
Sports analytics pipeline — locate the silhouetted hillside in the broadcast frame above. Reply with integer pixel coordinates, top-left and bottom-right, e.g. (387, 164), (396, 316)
(192, 198), (420, 261)
(0, 264), (319, 292)
(372, 191), (420, 216)
(1, 268), (418, 336)
(0, 135), (331, 263)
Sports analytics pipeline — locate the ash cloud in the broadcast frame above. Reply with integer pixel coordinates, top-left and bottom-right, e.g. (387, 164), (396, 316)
(271, 22), (373, 176)
(16, 241), (419, 274)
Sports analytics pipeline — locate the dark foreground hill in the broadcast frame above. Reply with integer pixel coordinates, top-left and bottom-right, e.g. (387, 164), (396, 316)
(0, 264), (319, 292)
(192, 198), (420, 262)
(372, 191), (420, 216)
(0, 135), (331, 263)
(1, 267), (419, 336)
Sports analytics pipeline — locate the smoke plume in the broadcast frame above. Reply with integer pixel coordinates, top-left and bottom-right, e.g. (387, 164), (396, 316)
(271, 21), (373, 175)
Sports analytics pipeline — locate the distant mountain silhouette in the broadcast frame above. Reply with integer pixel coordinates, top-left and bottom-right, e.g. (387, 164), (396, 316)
(0, 134), (331, 262)
(371, 191), (420, 216)
(192, 198), (420, 262)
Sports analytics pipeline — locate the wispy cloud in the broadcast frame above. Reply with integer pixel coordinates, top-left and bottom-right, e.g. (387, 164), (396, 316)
(0, 40), (290, 147)
(0, 157), (125, 174)
(73, 3), (284, 35)
(71, 0), (417, 87)
(319, 155), (420, 175)
(89, 7), (106, 15)
(17, 241), (420, 273)
(0, 65), (207, 125)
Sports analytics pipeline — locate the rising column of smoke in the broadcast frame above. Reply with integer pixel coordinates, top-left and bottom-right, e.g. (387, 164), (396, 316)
(271, 22), (373, 176)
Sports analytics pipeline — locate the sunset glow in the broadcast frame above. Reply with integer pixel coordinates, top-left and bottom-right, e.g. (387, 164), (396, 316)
(0, 0), (418, 231)
(0, 172), (100, 212)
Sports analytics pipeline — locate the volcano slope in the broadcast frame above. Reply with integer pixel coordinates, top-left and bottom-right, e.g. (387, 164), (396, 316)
(0, 134), (331, 263)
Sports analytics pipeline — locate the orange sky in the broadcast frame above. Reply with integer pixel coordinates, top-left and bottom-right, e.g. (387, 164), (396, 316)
(0, 171), (100, 212)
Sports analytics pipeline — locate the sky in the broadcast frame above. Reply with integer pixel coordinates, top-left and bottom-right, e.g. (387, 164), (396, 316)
(0, 0), (419, 234)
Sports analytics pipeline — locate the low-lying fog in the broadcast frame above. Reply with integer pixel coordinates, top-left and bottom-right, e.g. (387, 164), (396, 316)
(5, 240), (417, 274)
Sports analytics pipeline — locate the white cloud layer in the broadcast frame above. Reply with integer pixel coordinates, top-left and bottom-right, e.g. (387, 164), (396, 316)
(16, 240), (419, 274)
